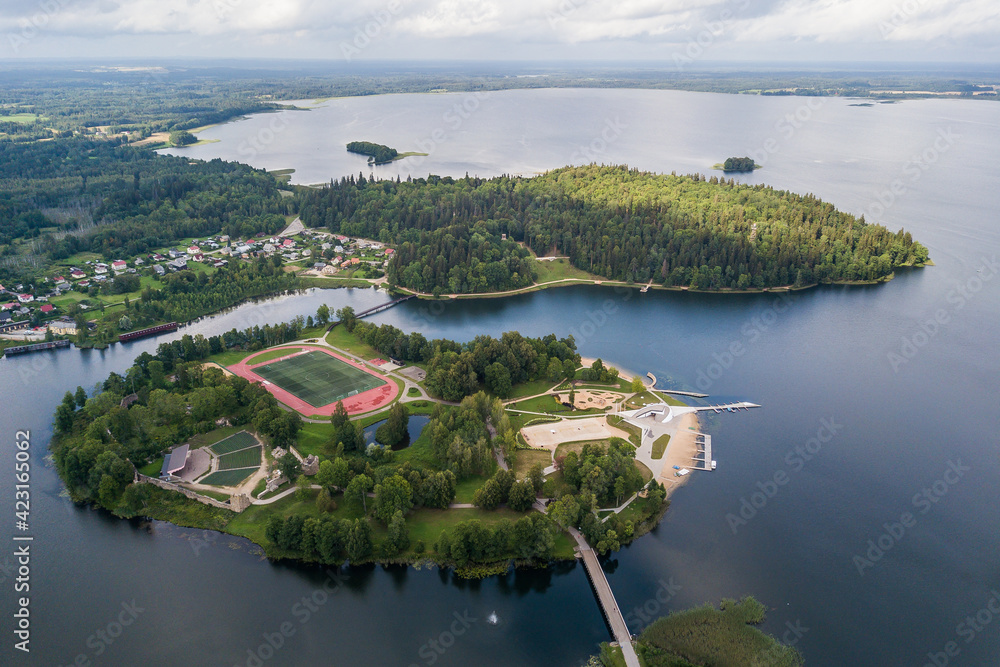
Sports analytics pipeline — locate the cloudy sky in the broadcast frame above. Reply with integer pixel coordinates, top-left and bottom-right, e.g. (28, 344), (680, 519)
(3, 0), (998, 62)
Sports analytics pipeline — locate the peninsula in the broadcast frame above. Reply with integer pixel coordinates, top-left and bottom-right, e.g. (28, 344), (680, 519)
(346, 141), (427, 165)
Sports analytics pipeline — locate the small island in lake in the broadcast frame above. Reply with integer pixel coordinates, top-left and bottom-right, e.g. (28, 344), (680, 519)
(346, 141), (427, 165)
(714, 156), (762, 173)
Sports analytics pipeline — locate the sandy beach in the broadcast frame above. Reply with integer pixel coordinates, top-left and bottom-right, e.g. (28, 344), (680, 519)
(657, 412), (701, 498)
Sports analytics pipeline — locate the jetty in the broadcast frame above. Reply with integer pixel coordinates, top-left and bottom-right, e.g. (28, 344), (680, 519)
(3, 339), (71, 356)
(645, 372), (708, 398)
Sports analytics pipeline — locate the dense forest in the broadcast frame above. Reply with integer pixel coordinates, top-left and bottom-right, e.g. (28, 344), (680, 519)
(346, 141), (398, 164)
(0, 138), (290, 281)
(298, 165), (930, 291)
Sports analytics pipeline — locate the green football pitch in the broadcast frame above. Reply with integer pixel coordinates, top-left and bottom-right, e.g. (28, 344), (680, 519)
(253, 350), (385, 407)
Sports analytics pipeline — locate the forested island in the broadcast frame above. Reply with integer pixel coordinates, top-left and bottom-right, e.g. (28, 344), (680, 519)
(717, 156), (761, 172)
(299, 165), (930, 293)
(346, 141), (398, 164)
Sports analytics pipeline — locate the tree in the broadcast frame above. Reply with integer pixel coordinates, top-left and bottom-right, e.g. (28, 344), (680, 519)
(74, 386), (88, 408)
(375, 402), (409, 447)
(374, 474), (413, 523)
(169, 130), (197, 146)
(346, 519), (373, 561)
(484, 362), (512, 398)
(316, 303), (330, 325)
(387, 510), (410, 553)
(528, 463), (545, 495)
(562, 358), (577, 381)
(278, 452), (301, 481)
(316, 487), (338, 513)
(335, 306), (357, 332)
(507, 479), (536, 512)
(330, 400), (362, 451)
(346, 474), (373, 512)
(55, 391), (76, 432)
(630, 376), (645, 393)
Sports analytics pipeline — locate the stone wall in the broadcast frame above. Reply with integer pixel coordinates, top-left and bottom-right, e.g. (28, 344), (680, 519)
(134, 472), (249, 513)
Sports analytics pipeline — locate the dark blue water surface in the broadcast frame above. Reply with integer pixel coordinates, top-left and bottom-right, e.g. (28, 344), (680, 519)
(4, 89), (1000, 666)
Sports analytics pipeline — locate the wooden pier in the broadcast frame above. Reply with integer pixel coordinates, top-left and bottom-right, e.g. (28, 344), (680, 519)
(576, 537), (640, 667)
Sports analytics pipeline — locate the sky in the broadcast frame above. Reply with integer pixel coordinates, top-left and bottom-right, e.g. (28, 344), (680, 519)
(2, 0), (998, 63)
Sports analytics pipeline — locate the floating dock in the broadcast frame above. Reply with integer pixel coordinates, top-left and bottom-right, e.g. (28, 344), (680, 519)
(3, 339), (71, 356)
(118, 322), (179, 343)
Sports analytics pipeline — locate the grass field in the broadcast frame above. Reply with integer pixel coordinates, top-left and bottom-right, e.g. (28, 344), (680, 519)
(247, 348), (299, 365)
(210, 431), (258, 455)
(199, 468), (256, 487)
(254, 350), (385, 407)
(652, 434), (671, 459)
(217, 446), (262, 470)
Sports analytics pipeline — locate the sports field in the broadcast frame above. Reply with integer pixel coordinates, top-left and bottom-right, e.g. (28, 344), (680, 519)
(217, 446), (262, 470)
(253, 350), (386, 408)
(210, 431), (257, 455)
(199, 468), (256, 487)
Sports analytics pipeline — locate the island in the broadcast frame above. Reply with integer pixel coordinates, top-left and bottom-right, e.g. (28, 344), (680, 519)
(49, 306), (758, 571)
(346, 140), (427, 165)
(713, 156), (762, 172)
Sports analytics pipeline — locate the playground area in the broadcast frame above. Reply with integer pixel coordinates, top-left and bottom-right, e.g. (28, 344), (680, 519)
(553, 389), (622, 411)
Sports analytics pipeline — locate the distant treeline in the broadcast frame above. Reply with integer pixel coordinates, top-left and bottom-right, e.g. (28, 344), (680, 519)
(346, 141), (398, 164)
(298, 165), (930, 291)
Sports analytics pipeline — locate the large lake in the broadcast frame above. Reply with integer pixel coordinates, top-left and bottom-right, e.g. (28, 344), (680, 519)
(3, 89), (998, 666)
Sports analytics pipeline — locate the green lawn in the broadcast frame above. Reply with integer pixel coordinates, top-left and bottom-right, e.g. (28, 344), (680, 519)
(244, 347), (301, 365)
(507, 394), (572, 414)
(505, 379), (558, 400)
(295, 421), (335, 458)
(532, 258), (600, 284)
(139, 458), (164, 477)
(454, 475), (489, 503)
(217, 446), (262, 470)
(513, 450), (552, 478)
(651, 434), (671, 460)
(209, 430), (258, 454)
(189, 425), (247, 448)
(209, 349), (251, 367)
(326, 325), (383, 360)
(199, 468), (256, 487)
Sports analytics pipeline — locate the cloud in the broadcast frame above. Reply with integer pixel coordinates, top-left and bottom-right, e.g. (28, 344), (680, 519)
(0, 0), (997, 58)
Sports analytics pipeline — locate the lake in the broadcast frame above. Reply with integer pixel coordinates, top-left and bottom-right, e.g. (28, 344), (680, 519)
(3, 88), (998, 666)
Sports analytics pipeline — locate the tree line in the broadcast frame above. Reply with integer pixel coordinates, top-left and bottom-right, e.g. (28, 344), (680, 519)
(298, 165), (930, 291)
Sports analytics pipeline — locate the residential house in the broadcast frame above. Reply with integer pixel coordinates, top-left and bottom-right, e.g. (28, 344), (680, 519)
(39, 304), (55, 314)
(17, 294), (34, 304)
(187, 245), (201, 255)
(94, 264), (108, 275)
(48, 318), (77, 336)
(112, 260), (127, 273)
(153, 264), (166, 276)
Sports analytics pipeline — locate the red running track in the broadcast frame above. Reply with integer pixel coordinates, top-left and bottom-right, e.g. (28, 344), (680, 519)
(227, 345), (398, 417)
